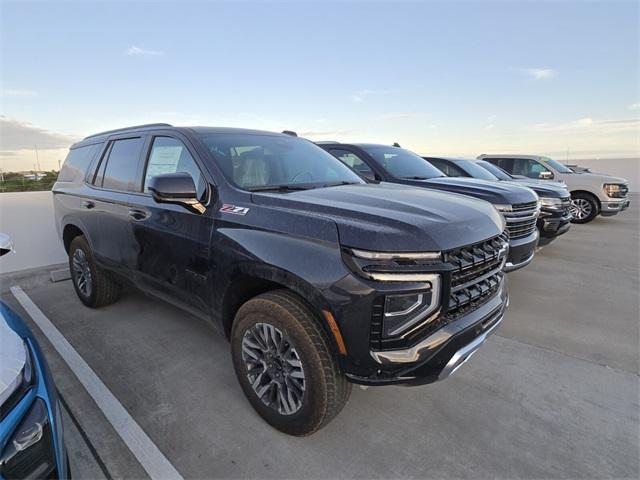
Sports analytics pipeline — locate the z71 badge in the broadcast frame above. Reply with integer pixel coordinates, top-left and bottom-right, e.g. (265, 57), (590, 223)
(219, 204), (250, 215)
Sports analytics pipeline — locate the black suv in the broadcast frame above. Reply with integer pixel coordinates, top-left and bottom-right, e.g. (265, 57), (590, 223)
(53, 124), (509, 435)
(426, 157), (572, 245)
(318, 143), (540, 271)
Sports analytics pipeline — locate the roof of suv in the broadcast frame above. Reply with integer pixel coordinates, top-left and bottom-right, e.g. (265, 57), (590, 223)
(74, 124), (286, 148)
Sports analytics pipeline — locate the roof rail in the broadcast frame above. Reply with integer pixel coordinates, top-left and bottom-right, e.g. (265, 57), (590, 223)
(83, 123), (173, 140)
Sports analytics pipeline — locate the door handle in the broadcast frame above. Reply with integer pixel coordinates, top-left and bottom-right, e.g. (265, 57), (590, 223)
(128, 208), (150, 221)
(80, 200), (95, 209)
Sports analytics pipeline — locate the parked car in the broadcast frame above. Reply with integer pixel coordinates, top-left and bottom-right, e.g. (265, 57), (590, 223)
(0, 234), (69, 479)
(426, 157), (572, 246)
(318, 142), (540, 271)
(54, 124), (510, 436)
(478, 154), (630, 224)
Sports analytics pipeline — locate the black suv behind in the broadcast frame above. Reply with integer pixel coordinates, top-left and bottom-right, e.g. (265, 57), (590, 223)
(426, 157), (572, 245)
(318, 142), (540, 271)
(54, 124), (509, 435)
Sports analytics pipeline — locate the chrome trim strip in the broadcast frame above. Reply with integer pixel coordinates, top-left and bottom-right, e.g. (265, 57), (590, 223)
(367, 272), (440, 283)
(437, 314), (503, 380)
(351, 249), (441, 260)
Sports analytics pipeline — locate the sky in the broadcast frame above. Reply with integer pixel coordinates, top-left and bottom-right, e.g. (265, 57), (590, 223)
(1, 0), (638, 171)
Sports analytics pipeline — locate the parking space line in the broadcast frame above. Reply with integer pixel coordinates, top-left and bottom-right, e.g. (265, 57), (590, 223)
(10, 286), (184, 480)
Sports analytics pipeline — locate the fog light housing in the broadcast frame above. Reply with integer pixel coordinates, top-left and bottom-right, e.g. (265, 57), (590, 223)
(383, 276), (440, 337)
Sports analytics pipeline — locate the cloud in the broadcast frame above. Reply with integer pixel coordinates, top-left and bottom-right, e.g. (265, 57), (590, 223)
(629, 102), (640, 111)
(0, 117), (78, 153)
(523, 68), (556, 80)
(374, 112), (426, 121)
(485, 124), (495, 131)
(125, 45), (164, 56)
(528, 117), (639, 133)
(350, 89), (397, 103)
(1, 88), (38, 98)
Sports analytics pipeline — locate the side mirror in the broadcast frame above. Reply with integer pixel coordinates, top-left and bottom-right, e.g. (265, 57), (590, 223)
(361, 171), (379, 183)
(147, 173), (206, 214)
(539, 171), (554, 180)
(0, 233), (15, 257)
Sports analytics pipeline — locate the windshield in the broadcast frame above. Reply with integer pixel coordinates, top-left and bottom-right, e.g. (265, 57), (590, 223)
(477, 160), (513, 181)
(362, 146), (444, 179)
(199, 134), (364, 190)
(454, 159), (498, 181)
(541, 156), (573, 174)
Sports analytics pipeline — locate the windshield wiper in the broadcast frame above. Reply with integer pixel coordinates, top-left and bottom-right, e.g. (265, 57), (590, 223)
(247, 184), (311, 192)
(321, 181), (362, 187)
(400, 176), (430, 180)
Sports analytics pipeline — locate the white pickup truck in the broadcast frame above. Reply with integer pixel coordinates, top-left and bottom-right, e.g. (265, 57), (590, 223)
(478, 154), (630, 223)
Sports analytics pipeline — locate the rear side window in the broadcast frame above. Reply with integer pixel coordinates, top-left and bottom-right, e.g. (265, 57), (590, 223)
(58, 143), (102, 183)
(100, 138), (144, 191)
(426, 158), (466, 177)
(486, 158), (514, 173)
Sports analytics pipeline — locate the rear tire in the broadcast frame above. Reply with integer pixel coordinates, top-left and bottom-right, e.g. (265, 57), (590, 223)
(230, 290), (351, 436)
(69, 236), (121, 308)
(570, 192), (599, 224)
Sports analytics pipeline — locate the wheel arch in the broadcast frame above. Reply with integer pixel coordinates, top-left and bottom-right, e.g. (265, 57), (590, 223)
(570, 189), (601, 209)
(62, 223), (86, 253)
(219, 265), (343, 357)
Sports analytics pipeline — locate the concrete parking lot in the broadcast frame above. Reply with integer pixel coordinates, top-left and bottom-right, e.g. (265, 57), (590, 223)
(1, 204), (638, 479)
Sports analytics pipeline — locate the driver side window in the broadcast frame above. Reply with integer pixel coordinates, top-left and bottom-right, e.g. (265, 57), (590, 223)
(144, 137), (207, 201)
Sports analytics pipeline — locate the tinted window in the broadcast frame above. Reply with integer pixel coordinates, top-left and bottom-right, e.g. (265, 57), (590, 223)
(144, 137), (207, 201)
(329, 149), (375, 178)
(425, 158), (468, 177)
(513, 158), (551, 179)
(199, 134), (363, 190)
(453, 160), (498, 181)
(362, 147), (444, 179)
(58, 143), (102, 182)
(477, 161), (512, 181)
(101, 138), (144, 191)
(486, 158), (515, 173)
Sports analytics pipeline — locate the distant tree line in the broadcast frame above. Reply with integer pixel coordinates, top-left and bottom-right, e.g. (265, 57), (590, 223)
(0, 171), (59, 192)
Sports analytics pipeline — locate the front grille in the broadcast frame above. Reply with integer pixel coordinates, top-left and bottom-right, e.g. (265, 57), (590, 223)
(369, 231), (508, 351)
(561, 196), (572, 216)
(504, 201), (539, 239)
(446, 231), (508, 318)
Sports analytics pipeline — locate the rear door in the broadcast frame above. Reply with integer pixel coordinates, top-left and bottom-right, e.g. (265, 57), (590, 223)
(127, 132), (214, 314)
(86, 135), (147, 274)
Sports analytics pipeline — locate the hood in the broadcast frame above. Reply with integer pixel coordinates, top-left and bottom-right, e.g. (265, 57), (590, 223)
(571, 172), (628, 184)
(251, 183), (504, 252)
(408, 177), (538, 205)
(0, 307), (26, 408)
(504, 179), (569, 198)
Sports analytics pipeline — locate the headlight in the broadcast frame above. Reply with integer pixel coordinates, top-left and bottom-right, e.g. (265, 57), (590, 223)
(0, 398), (56, 478)
(493, 204), (512, 213)
(383, 276), (440, 337)
(539, 197), (563, 209)
(603, 183), (626, 198)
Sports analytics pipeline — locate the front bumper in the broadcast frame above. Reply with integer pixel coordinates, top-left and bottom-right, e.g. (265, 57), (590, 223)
(505, 230), (538, 272)
(601, 197), (630, 216)
(345, 282), (508, 386)
(537, 210), (572, 245)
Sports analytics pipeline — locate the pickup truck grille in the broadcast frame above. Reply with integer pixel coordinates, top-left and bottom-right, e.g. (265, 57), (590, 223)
(446, 231), (508, 317)
(369, 231), (508, 351)
(561, 196), (572, 216)
(504, 201), (539, 240)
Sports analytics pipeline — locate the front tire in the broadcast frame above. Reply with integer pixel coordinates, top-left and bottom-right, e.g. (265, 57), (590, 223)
(570, 192), (599, 224)
(69, 236), (121, 308)
(230, 290), (351, 436)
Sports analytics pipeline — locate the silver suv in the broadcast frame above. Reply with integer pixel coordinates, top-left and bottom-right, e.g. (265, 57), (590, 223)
(478, 154), (630, 224)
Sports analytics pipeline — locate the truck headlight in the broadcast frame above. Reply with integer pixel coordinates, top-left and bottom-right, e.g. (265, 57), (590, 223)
(539, 197), (563, 210)
(383, 276), (440, 337)
(603, 183), (626, 198)
(0, 399), (56, 479)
